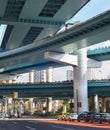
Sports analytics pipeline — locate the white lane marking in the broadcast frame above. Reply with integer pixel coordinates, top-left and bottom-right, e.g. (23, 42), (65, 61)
(25, 126), (37, 130)
(28, 121), (38, 124)
(12, 122), (17, 124)
(53, 125), (75, 130)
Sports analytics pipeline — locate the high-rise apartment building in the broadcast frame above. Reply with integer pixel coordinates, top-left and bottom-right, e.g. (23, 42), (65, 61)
(33, 68), (53, 83)
(34, 70), (46, 83)
(66, 68), (102, 81)
(67, 70), (73, 80)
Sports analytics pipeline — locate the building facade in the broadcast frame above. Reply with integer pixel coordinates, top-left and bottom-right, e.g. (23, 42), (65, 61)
(33, 68), (53, 83)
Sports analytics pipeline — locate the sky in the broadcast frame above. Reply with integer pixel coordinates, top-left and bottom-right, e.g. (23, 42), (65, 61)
(0, 25), (7, 46)
(68, 0), (110, 22)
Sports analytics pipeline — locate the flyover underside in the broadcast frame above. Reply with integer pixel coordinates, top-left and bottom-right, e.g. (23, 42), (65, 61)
(0, 47), (109, 74)
(0, 0), (90, 50)
(0, 88), (110, 99)
(87, 47), (110, 61)
(0, 10), (110, 74)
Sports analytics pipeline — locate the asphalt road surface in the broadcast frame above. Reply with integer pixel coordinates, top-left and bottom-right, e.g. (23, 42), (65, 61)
(0, 119), (107, 130)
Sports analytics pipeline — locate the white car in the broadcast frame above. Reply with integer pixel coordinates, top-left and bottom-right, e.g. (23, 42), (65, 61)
(69, 113), (78, 121)
(64, 113), (78, 121)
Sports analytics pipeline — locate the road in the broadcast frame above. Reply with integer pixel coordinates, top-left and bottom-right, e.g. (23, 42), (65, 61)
(0, 119), (107, 130)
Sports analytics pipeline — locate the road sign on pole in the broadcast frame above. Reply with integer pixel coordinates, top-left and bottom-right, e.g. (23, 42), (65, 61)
(13, 92), (18, 99)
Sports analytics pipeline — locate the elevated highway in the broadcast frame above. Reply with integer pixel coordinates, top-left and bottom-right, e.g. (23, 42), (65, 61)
(0, 0), (91, 74)
(87, 47), (110, 61)
(0, 80), (110, 99)
(0, 0), (109, 114)
(0, 10), (110, 74)
(1, 0), (90, 50)
(0, 46), (109, 74)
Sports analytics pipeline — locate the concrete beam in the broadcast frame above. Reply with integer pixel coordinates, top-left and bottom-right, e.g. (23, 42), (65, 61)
(44, 51), (78, 67)
(0, 18), (64, 28)
(44, 51), (102, 68)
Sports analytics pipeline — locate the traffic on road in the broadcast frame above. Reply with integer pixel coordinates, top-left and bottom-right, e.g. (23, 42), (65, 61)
(0, 111), (110, 129)
(57, 111), (110, 124)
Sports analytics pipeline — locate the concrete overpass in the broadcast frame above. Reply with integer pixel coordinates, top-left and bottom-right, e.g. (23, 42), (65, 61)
(0, 80), (110, 99)
(0, 1), (110, 113)
(87, 47), (110, 61)
(0, 0), (109, 78)
(0, 46), (109, 75)
(0, 10), (110, 74)
(1, 0), (90, 50)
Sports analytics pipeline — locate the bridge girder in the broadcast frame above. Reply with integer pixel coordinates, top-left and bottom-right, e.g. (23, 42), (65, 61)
(0, 10), (110, 74)
(0, 81), (109, 98)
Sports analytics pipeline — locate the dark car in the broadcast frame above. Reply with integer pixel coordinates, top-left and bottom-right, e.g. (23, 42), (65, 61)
(90, 113), (102, 123)
(100, 113), (110, 123)
(90, 113), (110, 124)
(77, 111), (94, 122)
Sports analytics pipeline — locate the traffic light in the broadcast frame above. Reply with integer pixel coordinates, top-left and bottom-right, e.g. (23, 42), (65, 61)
(70, 102), (74, 108)
(0, 96), (3, 99)
(77, 102), (82, 107)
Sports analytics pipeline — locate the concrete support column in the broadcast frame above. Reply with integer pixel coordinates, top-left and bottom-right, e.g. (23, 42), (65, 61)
(29, 72), (34, 83)
(102, 98), (106, 112)
(74, 49), (88, 114)
(45, 50), (96, 114)
(4, 97), (8, 113)
(53, 100), (59, 113)
(94, 94), (100, 113)
(8, 98), (13, 113)
(29, 98), (33, 115)
(63, 99), (68, 113)
(20, 103), (23, 114)
(90, 96), (95, 111)
(46, 97), (52, 112)
(63, 104), (67, 113)
(18, 100), (24, 114)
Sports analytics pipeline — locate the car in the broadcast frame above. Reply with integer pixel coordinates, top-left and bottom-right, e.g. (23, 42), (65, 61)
(63, 113), (78, 121)
(77, 111), (95, 122)
(64, 113), (71, 121)
(90, 113), (102, 123)
(90, 113), (110, 124)
(69, 113), (78, 121)
(100, 113), (110, 123)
